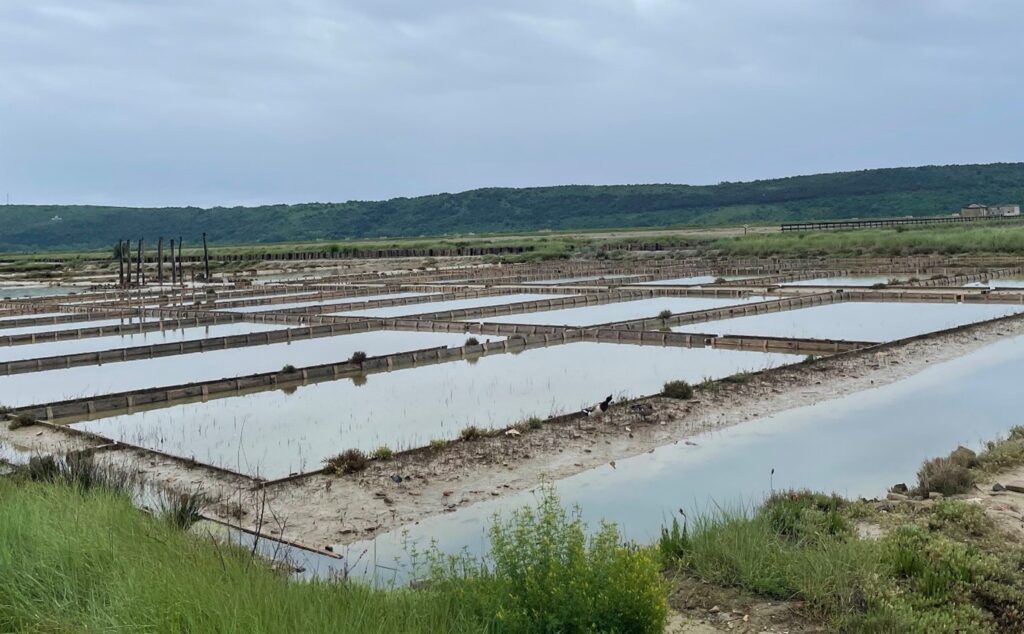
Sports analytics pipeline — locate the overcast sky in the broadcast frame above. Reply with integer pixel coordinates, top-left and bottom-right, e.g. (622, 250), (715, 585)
(1, 0), (1021, 207)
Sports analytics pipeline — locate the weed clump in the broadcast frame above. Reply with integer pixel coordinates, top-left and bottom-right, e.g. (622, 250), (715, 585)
(464, 337), (480, 346)
(722, 371), (752, 384)
(281, 364), (297, 373)
(7, 413), (36, 431)
(657, 309), (673, 320)
(429, 439), (447, 451)
(371, 446), (394, 461)
(324, 449), (370, 475)
(349, 351), (368, 364)
(915, 448), (977, 497)
(423, 489), (668, 633)
(662, 380), (694, 400)
(459, 425), (485, 441)
(159, 491), (206, 530)
(526, 416), (543, 430)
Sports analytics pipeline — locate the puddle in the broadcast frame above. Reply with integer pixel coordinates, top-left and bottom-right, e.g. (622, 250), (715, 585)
(72, 343), (794, 479)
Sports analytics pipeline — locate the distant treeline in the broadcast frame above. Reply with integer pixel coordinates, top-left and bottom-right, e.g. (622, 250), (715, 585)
(2, 163), (1023, 252)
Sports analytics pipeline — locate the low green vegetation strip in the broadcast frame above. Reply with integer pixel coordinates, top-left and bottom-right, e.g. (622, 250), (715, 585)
(0, 469), (667, 633)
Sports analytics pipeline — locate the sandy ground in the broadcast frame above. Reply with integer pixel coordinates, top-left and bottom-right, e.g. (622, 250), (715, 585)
(6, 310), (1022, 556)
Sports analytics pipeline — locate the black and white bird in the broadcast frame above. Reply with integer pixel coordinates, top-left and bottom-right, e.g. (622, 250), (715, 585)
(582, 395), (613, 417)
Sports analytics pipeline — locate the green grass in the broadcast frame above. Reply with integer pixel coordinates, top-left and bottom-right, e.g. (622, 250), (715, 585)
(0, 478), (481, 633)
(0, 478), (666, 633)
(660, 490), (1024, 632)
(711, 221), (1024, 257)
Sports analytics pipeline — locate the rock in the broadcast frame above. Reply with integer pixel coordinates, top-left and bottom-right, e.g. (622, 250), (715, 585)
(886, 492), (909, 501)
(993, 483), (1007, 492)
(1004, 482), (1024, 494)
(928, 492), (944, 500)
(442, 490), (454, 497)
(390, 474), (403, 483)
(890, 483), (909, 494)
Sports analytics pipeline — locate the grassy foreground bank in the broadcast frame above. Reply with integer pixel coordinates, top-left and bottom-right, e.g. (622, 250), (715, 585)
(6, 428), (1024, 632)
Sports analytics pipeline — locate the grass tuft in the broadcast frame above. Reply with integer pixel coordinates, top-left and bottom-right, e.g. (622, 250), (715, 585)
(662, 380), (694, 400)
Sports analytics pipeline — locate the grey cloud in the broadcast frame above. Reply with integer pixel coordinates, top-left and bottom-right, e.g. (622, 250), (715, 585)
(0, 0), (1021, 206)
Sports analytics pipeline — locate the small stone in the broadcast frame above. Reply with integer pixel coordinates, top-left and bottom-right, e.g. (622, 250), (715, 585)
(890, 483), (908, 494)
(993, 483), (1006, 492)
(442, 490), (453, 497)
(886, 492), (908, 502)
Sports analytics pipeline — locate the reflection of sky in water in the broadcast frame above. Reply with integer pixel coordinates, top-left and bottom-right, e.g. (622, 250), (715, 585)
(477, 296), (767, 326)
(0, 317), (149, 337)
(223, 292), (434, 313)
(782, 277), (897, 286)
(634, 275), (754, 286)
(74, 343), (792, 479)
(0, 322), (286, 363)
(329, 335), (1024, 584)
(674, 301), (1024, 341)
(333, 294), (566, 318)
(0, 330), (474, 407)
(0, 286), (80, 299)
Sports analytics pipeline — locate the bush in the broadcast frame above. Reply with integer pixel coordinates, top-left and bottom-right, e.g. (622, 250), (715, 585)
(459, 426), (485, 441)
(371, 446), (394, 461)
(722, 371), (753, 384)
(657, 309), (673, 320)
(760, 490), (851, 544)
(350, 351), (368, 364)
(323, 449), (370, 475)
(526, 416), (543, 430)
(426, 489), (668, 633)
(7, 413), (36, 431)
(915, 455), (975, 497)
(429, 439), (447, 451)
(928, 499), (990, 537)
(281, 364), (297, 373)
(464, 337), (480, 346)
(976, 427), (1024, 474)
(662, 380), (693, 400)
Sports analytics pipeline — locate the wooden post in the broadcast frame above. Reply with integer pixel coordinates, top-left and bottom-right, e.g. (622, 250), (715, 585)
(157, 237), (164, 286)
(170, 239), (176, 286)
(136, 240), (143, 286)
(116, 241), (124, 288)
(178, 237), (183, 288)
(202, 232), (210, 282)
(125, 239), (132, 287)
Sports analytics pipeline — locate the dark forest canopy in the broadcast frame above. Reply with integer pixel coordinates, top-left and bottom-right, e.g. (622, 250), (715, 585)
(2, 163), (1022, 252)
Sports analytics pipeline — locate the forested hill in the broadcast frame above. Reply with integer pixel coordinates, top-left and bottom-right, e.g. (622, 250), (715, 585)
(2, 163), (1022, 252)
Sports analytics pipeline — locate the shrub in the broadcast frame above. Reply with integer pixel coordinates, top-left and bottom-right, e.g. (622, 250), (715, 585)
(657, 309), (673, 320)
(869, 282), (888, 289)
(714, 277), (727, 284)
(722, 371), (752, 384)
(7, 413), (36, 431)
(662, 380), (693, 400)
(371, 446), (394, 461)
(429, 439), (447, 451)
(928, 499), (990, 537)
(977, 426), (1024, 473)
(464, 337), (480, 346)
(281, 364), (297, 373)
(159, 491), (206, 530)
(459, 426), (484, 441)
(914, 455), (974, 497)
(426, 489), (668, 633)
(760, 490), (851, 544)
(349, 351), (368, 364)
(323, 449), (370, 475)
(526, 416), (543, 430)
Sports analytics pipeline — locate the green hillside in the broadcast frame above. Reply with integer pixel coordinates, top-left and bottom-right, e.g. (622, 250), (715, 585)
(2, 163), (1022, 252)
